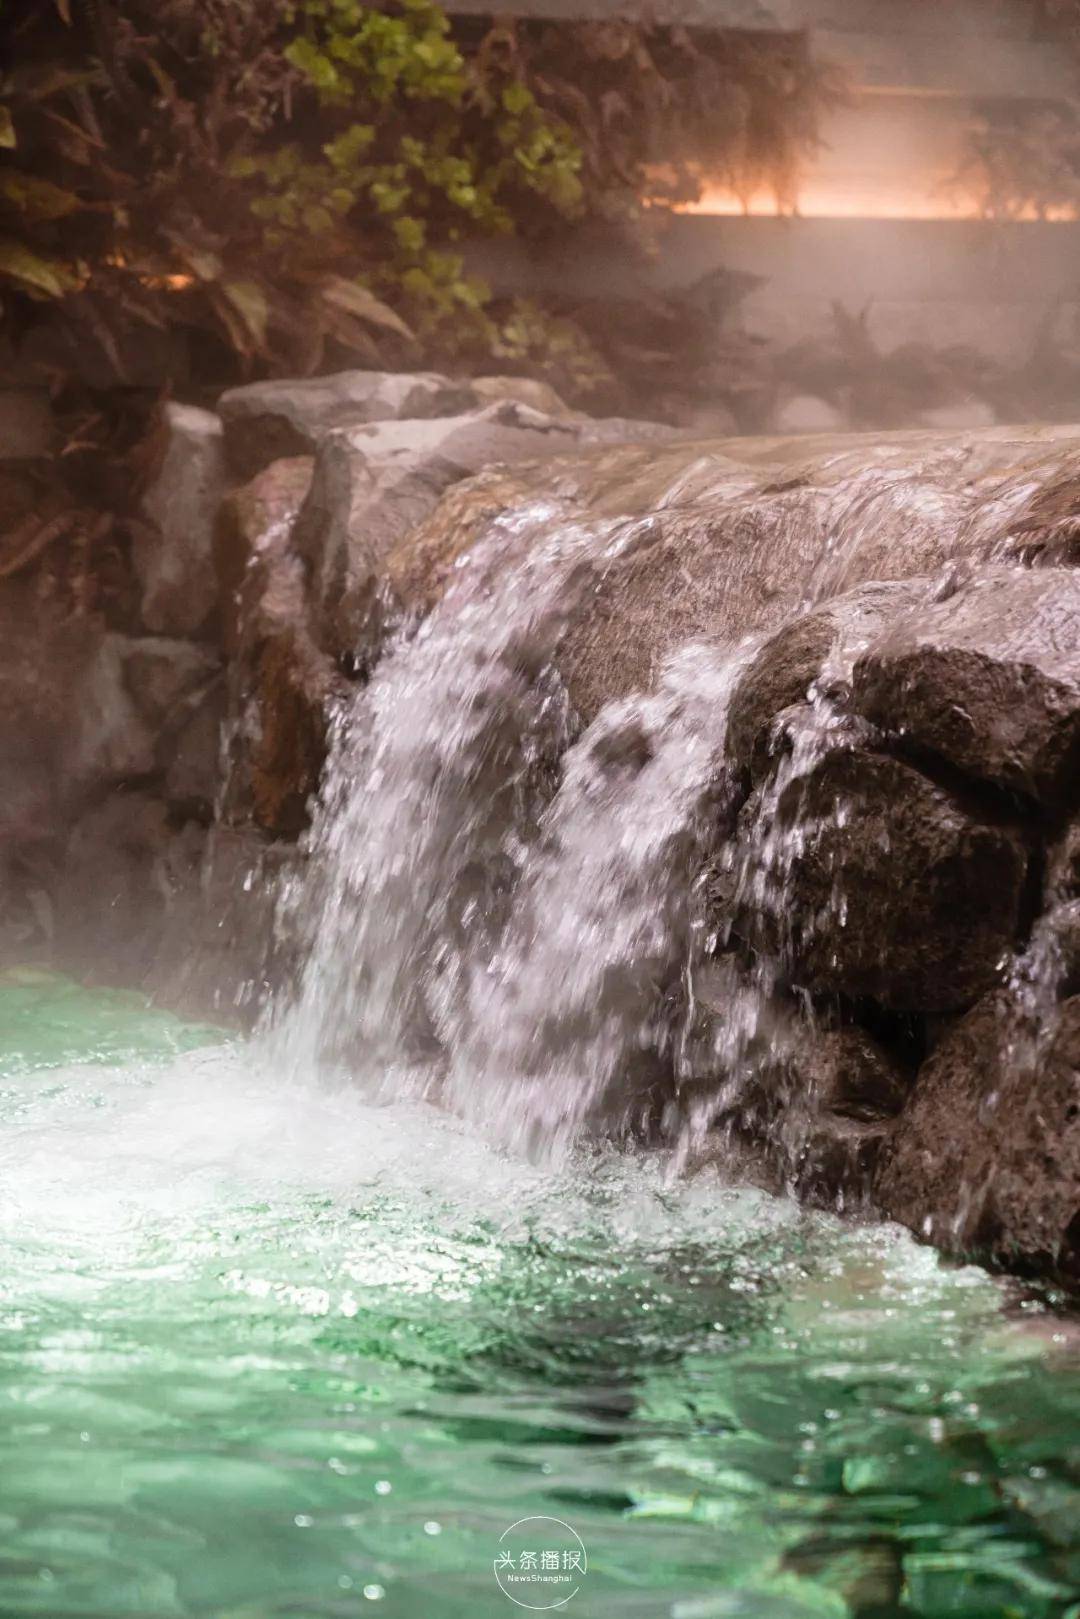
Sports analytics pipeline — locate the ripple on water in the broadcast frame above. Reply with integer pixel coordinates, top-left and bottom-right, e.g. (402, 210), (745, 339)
(0, 979), (1078, 1618)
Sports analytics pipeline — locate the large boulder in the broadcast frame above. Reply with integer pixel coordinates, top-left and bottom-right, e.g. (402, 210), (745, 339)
(293, 402), (587, 662)
(214, 457), (342, 837)
(737, 744), (1029, 1012)
(876, 991), (1080, 1276)
(682, 959), (908, 1207)
(218, 369), (476, 479)
(136, 403), (227, 637)
(213, 455), (314, 650)
(725, 579), (930, 781)
(65, 633), (220, 792)
(852, 567), (1080, 805)
(293, 402), (677, 664)
(532, 437), (985, 726)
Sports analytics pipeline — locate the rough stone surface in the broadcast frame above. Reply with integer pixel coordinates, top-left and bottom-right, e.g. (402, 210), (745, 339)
(218, 369), (476, 479)
(294, 402), (593, 660)
(122, 637), (221, 732)
(797, 1026), (911, 1119)
(66, 634), (219, 792)
(212, 456), (340, 837)
(1048, 819), (1080, 897)
(0, 579), (95, 807)
(66, 636), (156, 786)
(876, 992), (1080, 1275)
(793, 1115), (893, 1210)
(742, 746), (1029, 1012)
(1046, 897), (1080, 997)
(852, 567), (1080, 804)
(137, 403), (227, 637)
(214, 456), (314, 649)
(531, 436), (982, 726)
(164, 678), (227, 812)
(726, 579), (929, 780)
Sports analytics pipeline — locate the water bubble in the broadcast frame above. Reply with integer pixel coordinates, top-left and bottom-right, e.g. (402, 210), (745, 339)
(363, 1584), (386, 1601)
(375, 1479), (392, 1495)
(423, 1521), (442, 1536)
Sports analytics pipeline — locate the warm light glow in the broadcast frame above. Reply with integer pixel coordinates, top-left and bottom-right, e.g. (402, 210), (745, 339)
(676, 181), (1079, 223)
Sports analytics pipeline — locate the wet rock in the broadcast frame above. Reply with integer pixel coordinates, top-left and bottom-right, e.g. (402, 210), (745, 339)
(793, 1114), (893, 1210)
(674, 402), (740, 436)
(726, 579), (930, 780)
(681, 957), (906, 1207)
(137, 403), (226, 637)
(294, 402), (589, 661)
(876, 991), (1080, 1274)
(852, 567), (1080, 804)
(66, 634), (219, 793)
(741, 746), (1028, 1012)
(542, 436), (979, 726)
(1045, 897), (1080, 996)
(213, 455), (314, 653)
(224, 519), (342, 838)
(164, 677), (227, 813)
(294, 403), (675, 664)
(66, 636), (156, 785)
(218, 369), (476, 479)
(244, 625), (341, 838)
(800, 1025), (911, 1119)
(213, 457), (340, 837)
(122, 637), (220, 731)
(1048, 819), (1080, 897)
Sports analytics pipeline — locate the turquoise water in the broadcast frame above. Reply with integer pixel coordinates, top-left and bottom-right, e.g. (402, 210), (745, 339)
(1, 975), (1079, 1618)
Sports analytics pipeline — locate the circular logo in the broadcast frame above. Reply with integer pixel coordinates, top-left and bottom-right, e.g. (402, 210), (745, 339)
(492, 1515), (588, 1610)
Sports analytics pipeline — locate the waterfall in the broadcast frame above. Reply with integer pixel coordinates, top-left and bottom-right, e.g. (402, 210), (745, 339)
(269, 497), (670, 1119)
(267, 431), (1077, 1173)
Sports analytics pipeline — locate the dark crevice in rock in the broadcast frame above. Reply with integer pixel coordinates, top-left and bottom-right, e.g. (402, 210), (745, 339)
(868, 736), (1040, 835)
(826, 996), (927, 1095)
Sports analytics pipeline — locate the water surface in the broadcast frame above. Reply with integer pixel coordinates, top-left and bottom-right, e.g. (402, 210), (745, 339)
(1, 974), (1078, 1617)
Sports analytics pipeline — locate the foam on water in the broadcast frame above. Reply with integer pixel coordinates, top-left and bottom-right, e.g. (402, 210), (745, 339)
(2, 1003), (1079, 1619)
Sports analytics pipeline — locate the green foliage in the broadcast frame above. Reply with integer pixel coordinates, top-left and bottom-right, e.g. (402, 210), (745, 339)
(0, 1), (837, 394)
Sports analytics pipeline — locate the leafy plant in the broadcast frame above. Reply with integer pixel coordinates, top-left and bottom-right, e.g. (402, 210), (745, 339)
(0, 0), (838, 397)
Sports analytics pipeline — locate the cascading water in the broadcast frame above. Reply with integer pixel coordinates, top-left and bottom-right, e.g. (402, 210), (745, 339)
(269, 432), (1072, 1176)
(270, 498), (673, 1125)
(6, 430), (1080, 1619)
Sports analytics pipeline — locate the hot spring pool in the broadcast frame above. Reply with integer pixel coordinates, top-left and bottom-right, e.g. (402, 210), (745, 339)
(1, 970), (1078, 1617)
